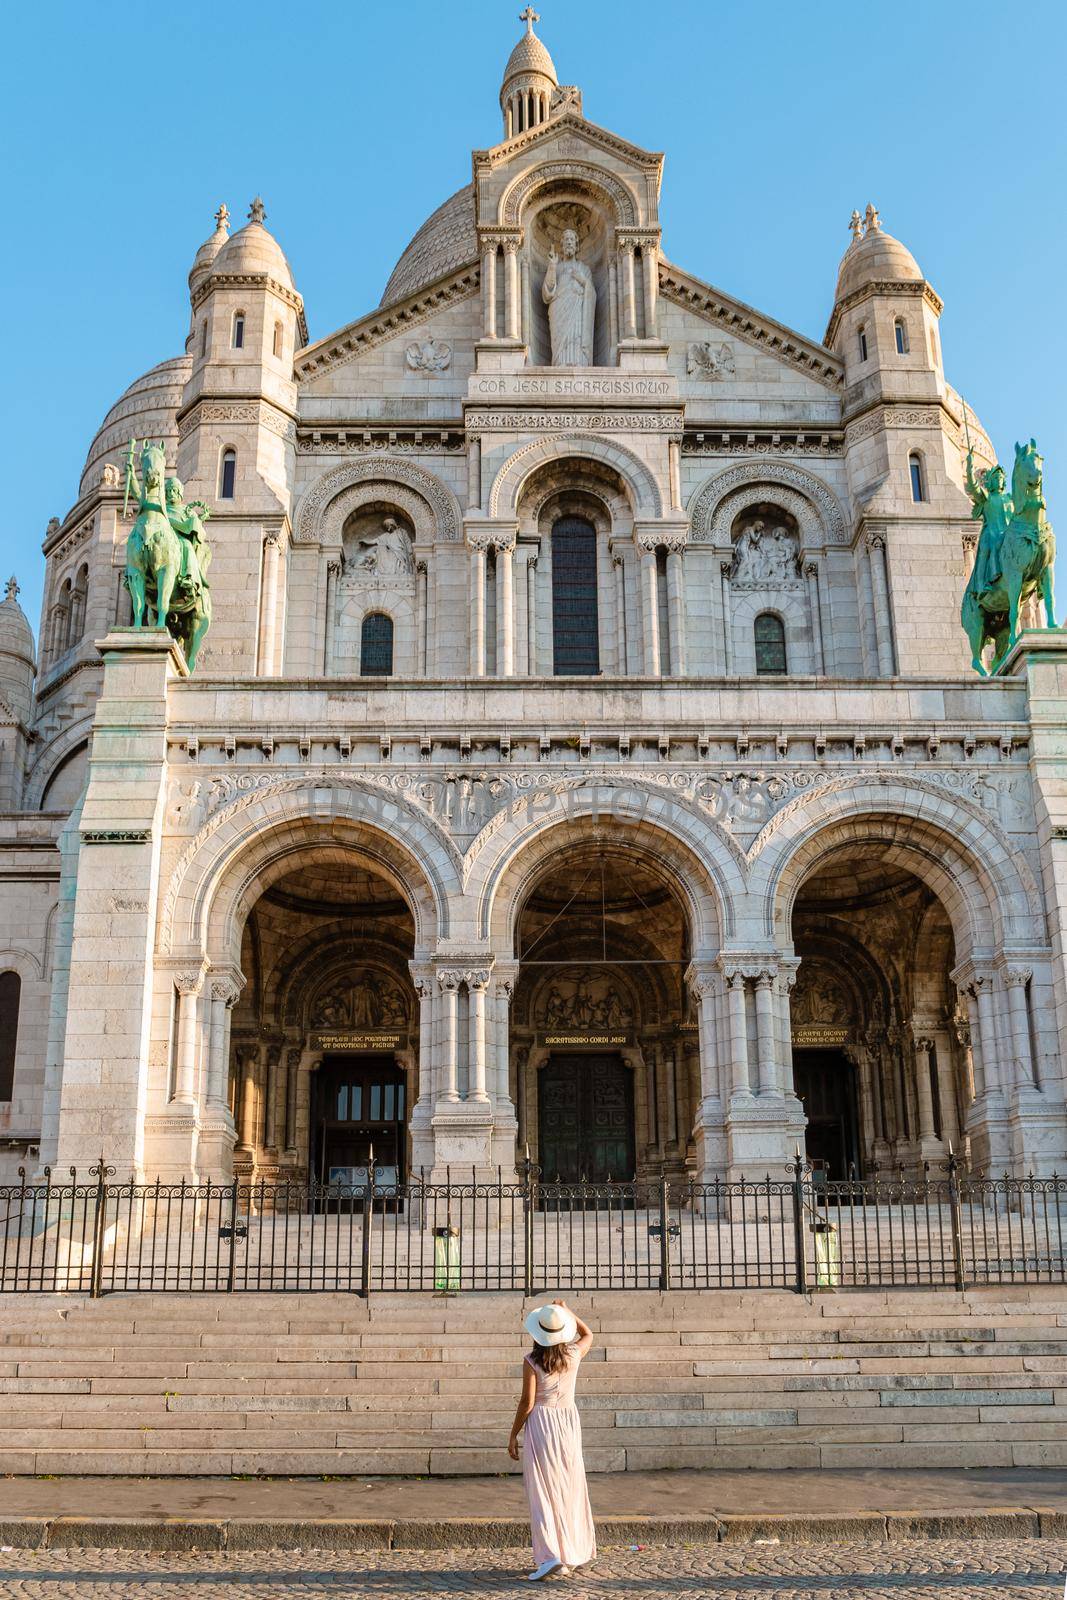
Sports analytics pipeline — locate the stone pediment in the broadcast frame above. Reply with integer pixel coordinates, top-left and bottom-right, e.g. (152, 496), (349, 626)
(660, 260), (843, 392)
(295, 266), (479, 384)
(475, 109), (663, 196)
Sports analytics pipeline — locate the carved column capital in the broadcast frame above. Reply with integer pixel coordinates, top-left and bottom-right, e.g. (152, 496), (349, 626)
(1003, 966), (1033, 988)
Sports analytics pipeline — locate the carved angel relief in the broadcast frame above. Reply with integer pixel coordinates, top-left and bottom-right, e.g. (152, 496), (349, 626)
(687, 341), (736, 380)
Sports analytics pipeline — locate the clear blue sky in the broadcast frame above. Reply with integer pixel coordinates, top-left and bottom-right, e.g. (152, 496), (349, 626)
(2, 0), (1065, 640)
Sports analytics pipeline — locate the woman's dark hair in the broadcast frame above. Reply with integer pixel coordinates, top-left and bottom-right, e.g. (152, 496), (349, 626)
(530, 1341), (571, 1375)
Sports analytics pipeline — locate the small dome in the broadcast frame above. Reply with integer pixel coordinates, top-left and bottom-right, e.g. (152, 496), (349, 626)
(835, 204), (923, 303)
(213, 197), (296, 290)
(502, 23), (557, 90)
(79, 355), (193, 498)
(0, 577), (36, 723)
(380, 184), (477, 307)
(189, 203), (231, 290)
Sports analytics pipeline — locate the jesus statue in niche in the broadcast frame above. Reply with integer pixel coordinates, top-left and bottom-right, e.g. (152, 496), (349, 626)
(542, 227), (595, 365)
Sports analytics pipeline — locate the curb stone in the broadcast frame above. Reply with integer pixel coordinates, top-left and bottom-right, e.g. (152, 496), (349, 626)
(0, 1509), (1062, 1551)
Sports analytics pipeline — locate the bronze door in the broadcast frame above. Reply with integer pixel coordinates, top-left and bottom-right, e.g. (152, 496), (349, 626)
(793, 1048), (860, 1180)
(538, 1054), (634, 1183)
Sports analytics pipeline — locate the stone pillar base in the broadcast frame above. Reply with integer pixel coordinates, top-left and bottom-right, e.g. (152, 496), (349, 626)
(428, 1105), (495, 1179)
(196, 1109), (237, 1183)
(724, 1094), (805, 1182)
(1008, 1090), (1067, 1176)
(694, 1096), (727, 1185)
(965, 1095), (1012, 1172)
(141, 1105), (203, 1183)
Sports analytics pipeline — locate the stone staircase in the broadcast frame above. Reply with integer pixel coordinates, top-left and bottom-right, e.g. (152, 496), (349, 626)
(1, 1287), (1066, 1474)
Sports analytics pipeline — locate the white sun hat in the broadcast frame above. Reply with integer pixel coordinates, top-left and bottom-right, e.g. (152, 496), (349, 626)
(524, 1303), (578, 1346)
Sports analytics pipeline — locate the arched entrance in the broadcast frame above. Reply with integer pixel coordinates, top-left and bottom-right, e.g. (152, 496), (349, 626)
(510, 842), (694, 1181)
(228, 862), (417, 1184)
(791, 846), (964, 1178)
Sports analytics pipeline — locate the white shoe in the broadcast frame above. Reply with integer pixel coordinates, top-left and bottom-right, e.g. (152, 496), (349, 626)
(527, 1559), (563, 1581)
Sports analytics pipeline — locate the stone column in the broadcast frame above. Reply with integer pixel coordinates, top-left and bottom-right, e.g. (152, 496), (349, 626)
(962, 987), (986, 1098)
(664, 1045), (679, 1147)
(777, 963), (798, 1098)
(912, 1035), (938, 1143)
(867, 532), (895, 676)
(257, 530), (282, 676)
(608, 257), (619, 351)
(415, 561), (428, 675)
(613, 553), (628, 674)
(1004, 967), (1035, 1088)
(467, 970), (490, 1103)
(438, 972), (460, 1103)
(482, 244), (497, 339)
(415, 977), (434, 1112)
(284, 1047), (300, 1154)
(238, 1048), (258, 1153)
(720, 561), (733, 675)
(665, 541), (686, 676)
(931, 1028), (959, 1152)
(668, 438), (682, 511)
(619, 241), (637, 339)
(641, 241), (658, 337)
(263, 1046), (280, 1150)
(754, 972), (778, 1096)
(805, 560), (825, 673)
(468, 538), (488, 677)
(526, 555), (539, 674)
(172, 971), (204, 1105)
(639, 543), (660, 676)
(496, 538), (515, 676)
(726, 972), (751, 1099)
(206, 976), (241, 1108)
(467, 436), (481, 512)
(504, 237), (521, 340)
(973, 975), (1001, 1095)
(323, 558), (341, 675)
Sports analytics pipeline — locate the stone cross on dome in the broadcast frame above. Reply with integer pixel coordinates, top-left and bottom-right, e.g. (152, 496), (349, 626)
(519, 6), (540, 30)
(214, 202), (230, 233)
(248, 196), (267, 225)
(4, 577), (18, 603)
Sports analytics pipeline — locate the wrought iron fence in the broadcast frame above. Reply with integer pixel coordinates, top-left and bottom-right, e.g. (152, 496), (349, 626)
(2, 1155), (1066, 1295)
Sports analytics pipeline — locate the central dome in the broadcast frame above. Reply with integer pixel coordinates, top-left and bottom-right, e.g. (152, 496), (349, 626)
(379, 184), (477, 308)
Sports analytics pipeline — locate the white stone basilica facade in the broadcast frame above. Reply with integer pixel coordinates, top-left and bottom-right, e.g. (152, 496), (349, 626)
(2, 15), (1067, 1190)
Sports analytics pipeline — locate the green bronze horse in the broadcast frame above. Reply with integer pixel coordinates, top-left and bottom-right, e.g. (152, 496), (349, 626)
(961, 440), (1056, 675)
(124, 440), (212, 670)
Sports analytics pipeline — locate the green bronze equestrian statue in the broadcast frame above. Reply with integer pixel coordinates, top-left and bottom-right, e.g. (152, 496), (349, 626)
(960, 439), (1056, 675)
(124, 439), (213, 670)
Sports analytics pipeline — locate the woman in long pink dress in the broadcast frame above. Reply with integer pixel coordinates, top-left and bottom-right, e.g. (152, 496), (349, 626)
(508, 1299), (596, 1581)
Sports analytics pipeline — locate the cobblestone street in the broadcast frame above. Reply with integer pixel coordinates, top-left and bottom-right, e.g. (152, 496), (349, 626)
(0, 1541), (1064, 1598)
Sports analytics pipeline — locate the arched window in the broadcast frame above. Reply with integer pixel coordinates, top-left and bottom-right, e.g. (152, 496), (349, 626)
(857, 324), (868, 362)
(219, 448), (237, 499)
(754, 612), (787, 675)
(272, 320), (283, 358)
(232, 311), (245, 349)
(894, 317), (909, 355)
(551, 516), (600, 676)
(360, 612), (394, 676)
(70, 564), (88, 642)
(0, 971), (20, 1100)
(58, 577), (73, 654)
(909, 452), (926, 503)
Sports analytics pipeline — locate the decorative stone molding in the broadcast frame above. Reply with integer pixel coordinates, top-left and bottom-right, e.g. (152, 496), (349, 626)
(488, 434), (663, 519)
(178, 399), (297, 444)
(467, 411), (680, 433)
(499, 161), (638, 227)
(295, 458), (461, 544)
(81, 828), (152, 845)
(688, 461), (847, 547)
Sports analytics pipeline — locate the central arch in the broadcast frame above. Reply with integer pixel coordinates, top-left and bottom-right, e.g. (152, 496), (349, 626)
(488, 435), (663, 520)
